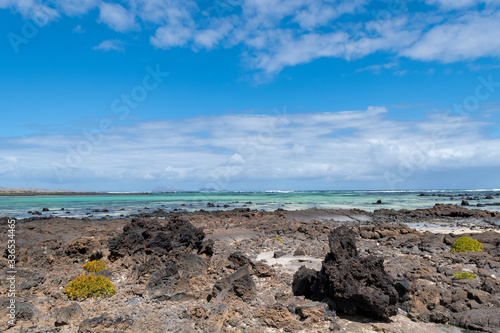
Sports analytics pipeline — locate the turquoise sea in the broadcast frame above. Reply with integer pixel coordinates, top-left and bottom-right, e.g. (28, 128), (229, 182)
(1, 190), (500, 220)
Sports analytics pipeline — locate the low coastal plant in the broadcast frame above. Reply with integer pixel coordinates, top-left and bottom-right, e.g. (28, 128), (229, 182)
(83, 260), (106, 273)
(65, 260), (115, 300)
(453, 272), (478, 280)
(274, 236), (284, 244)
(64, 274), (116, 300)
(450, 236), (484, 253)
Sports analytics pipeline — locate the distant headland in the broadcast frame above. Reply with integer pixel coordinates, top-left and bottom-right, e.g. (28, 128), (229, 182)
(0, 187), (151, 196)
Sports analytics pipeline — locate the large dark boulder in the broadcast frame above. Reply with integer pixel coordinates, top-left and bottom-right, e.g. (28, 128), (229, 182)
(293, 226), (401, 319)
(292, 266), (317, 299)
(145, 232), (173, 253)
(108, 216), (207, 261)
(163, 215), (206, 250)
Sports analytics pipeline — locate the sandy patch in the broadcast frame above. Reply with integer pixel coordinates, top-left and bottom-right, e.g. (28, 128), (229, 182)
(406, 223), (500, 234)
(256, 251), (323, 275)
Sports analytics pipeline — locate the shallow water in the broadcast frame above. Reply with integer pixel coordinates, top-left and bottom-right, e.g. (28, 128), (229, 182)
(1, 190), (499, 219)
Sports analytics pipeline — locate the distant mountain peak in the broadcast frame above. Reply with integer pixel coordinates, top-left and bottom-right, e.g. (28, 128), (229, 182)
(152, 186), (182, 192)
(198, 187), (219, 192)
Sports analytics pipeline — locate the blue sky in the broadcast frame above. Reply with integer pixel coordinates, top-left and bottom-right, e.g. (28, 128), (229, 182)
(1, 0), (500, 191)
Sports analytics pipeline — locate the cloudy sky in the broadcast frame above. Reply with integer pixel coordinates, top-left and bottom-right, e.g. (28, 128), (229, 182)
(1, 0), (500, 191)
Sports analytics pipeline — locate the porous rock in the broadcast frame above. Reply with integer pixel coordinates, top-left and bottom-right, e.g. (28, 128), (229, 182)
(454, 308), (500, 333)
(293, 226), (401, 319)
(228, 251), (274, 277)
(108, 216), (207, 261)
(55, 303), (82, 326)
(257, 303), (293, 329)
(295, 302), (329, 324)
(146, 262), (180, 300)
(208, 264), (256, 303)
(78, 313), (133, 333)
(294, 246), (306, 256)
(64, 237), (101, 259)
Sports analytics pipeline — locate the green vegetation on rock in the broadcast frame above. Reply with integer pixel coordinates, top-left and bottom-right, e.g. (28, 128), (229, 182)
(274, 236), (284, 244)
(65, 260), (115, 300)
(83, 260), (106, 273)
(450, 236), (483, 253)
(64, 274), (116, 300)
(453, 272), (478, 280)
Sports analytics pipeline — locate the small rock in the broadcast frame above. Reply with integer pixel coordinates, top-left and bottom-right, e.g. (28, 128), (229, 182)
(64, 237), (101, 259)
(273, 251), (286, 259)
(294, 246), (306, 256)
(208, 265), (256, 303)
(55, 303), (82, 326)
(295, 302), (328, 324)
(257, 303), (293, 329)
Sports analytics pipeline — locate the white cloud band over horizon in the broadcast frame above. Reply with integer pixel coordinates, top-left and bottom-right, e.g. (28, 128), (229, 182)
(1, 106), (500, 191)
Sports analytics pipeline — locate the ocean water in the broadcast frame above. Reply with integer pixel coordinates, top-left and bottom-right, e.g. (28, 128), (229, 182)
(1, 190), (500, 220)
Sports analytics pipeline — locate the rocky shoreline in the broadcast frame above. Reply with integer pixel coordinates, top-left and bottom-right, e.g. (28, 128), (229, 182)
(1, 204), (499, 332)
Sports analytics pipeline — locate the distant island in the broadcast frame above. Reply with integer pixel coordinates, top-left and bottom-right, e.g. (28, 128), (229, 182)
(0, 187), (99, 196)
(0, 187), (153, 196)
(152, 186), (183, 192)
(0, 186), (73, 194)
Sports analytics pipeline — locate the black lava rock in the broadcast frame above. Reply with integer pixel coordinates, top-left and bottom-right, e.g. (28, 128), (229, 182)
(293, 226), (402, 319)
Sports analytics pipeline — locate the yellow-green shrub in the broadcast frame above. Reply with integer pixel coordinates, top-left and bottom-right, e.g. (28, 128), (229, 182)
(450, 236), (483, 253)
(64, 275), (116, 300)
(83, 260), (106, 273)
(453, 272), (478, 280)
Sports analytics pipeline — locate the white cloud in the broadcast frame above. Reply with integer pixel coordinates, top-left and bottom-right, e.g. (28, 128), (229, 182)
(93, 39), (125, 52)
(425, 0), (500, 9)
(194, 18), (234, 49)
(130, 0), (197, 25)
(151, 24), (193, 48)
(292, 0), (368, 29)
(2, 107), (500, 187)
(57, 0), (98, 16)
(402, 11), (500, 62)
(356, 61), (399, 74)
(247, 30), (349, 74)
(98, 2), (138, 32)
(2, 0), (500, 74)
(243, 14), (418, 75)
(139, 0), (198, 48)
(73, 24), (84, 33)
(0, 0), (59, 25)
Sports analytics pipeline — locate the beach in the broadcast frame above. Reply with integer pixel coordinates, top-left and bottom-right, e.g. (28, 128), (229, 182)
(1, 204), (499, 332)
